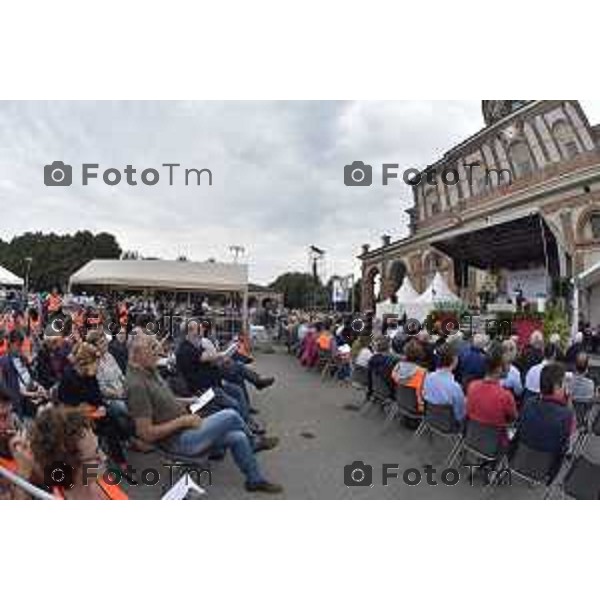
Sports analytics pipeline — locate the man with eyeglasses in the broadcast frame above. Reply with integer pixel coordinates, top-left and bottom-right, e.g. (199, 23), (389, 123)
(126, 333), (283, 494)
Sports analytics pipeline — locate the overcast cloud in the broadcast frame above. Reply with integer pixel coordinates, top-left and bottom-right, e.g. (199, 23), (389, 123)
(1, 100), (598, 284)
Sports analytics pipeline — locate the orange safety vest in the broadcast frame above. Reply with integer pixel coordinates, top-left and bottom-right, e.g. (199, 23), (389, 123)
(0, 456), (17, 472)
(47, 294), (62, 313)
(20, 337), (32, 361)
(53, 477), (129, 500)
(391, 365), (427, 413)
(317, 332), (333, 351)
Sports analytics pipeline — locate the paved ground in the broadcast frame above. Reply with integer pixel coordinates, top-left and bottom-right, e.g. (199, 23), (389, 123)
(125, 348), (600, 500)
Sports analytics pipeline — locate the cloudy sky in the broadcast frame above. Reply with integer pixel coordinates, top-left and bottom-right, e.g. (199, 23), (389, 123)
(1, 100), (599, 285)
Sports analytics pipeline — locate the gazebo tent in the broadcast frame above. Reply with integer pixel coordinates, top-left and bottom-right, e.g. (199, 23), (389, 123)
(393, 276), (421, 319)
(395, 277), (419, 303)
(417, 272), (460, 304)
(0, 265), (24, 287)
(69, 259), (248, 292)
(375, 276), (421, 319)
(409, 272), (461, 323)
(69, 259), (250, 326)
(578, 260), (600, 331)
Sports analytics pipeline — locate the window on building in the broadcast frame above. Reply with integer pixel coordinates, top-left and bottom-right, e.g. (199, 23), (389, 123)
(509, 141), (534, 178)
(425, 189), (441, 216)
(553, 121), (579, 160)
(591, 213), (600, 240)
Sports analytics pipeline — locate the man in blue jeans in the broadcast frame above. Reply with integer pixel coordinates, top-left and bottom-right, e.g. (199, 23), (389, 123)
(126, 333), (282, 494)
(176, 321), (254, 424)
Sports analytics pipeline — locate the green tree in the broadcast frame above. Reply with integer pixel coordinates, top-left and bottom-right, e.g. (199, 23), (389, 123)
(270, 272), (328, 309)
(0, 230), (121, 291)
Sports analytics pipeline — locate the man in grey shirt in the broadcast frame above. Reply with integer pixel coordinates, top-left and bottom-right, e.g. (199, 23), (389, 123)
(569, 353), (596, 402)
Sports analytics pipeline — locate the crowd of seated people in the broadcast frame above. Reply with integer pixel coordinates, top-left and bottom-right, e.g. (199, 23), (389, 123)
(287, 313), (358, 380)
(287, 309), (598, 487)
(0, 290), (283, 499)
(357, 324), (598, 484)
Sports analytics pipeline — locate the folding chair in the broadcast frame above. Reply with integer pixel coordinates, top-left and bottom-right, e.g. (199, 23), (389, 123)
(450, 420), (506, 483)
(351, 365), (371, 408)
(547, 455), (600, 500)
(502, 441), (558, 497)
(381, 384), (422, 433)
(592, 408), (600, 436)
(351, 365), (369, 390)
(318, 348), (336, 380)
(573, 399), (594, 431)
(414, 402), (463, 466)
(361, 370), (393, 416)
(371, 371), (394, 406)
(569, 398), (600, 455)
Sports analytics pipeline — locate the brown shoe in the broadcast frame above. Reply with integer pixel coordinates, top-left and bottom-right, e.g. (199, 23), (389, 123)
(255, 376), (275, 390)
(245, 481), (284, 494)
(254, 435), (280, 453)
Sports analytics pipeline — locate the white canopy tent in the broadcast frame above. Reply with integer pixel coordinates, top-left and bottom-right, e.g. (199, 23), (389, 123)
(417, 272), (460, 304)
(576, 260), (600, 335)
(409, 271), (461, 322)
(375, 276), (421, 319)
(0, 265), (24, 287)
(69, 259), (248, 293)
(396, 276), (420, 303)
(69, 259), (250, 327)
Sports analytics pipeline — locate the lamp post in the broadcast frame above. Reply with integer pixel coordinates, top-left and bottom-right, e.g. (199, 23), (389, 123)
(348, 273), (356, 314)
(308, 246), (325, 310)
(24, 257), (33, 297)
(229, 245), (245, 263)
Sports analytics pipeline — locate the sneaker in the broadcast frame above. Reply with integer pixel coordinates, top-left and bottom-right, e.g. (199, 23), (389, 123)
(254, 435), (279, 453)
(245, 480), (284, 494)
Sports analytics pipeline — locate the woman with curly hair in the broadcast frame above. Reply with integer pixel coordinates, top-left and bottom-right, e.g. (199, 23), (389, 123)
(29, 406), (128, 500)
(57, 341), (132, 466)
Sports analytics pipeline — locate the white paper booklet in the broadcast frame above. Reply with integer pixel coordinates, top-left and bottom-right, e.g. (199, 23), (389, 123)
(189, 388), (216, 414)
(161, 474), (207, 500)
(222, 342), (239, 357)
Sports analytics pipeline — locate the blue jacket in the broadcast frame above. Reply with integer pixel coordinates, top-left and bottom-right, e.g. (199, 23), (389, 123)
(517, 396), (574, 456)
